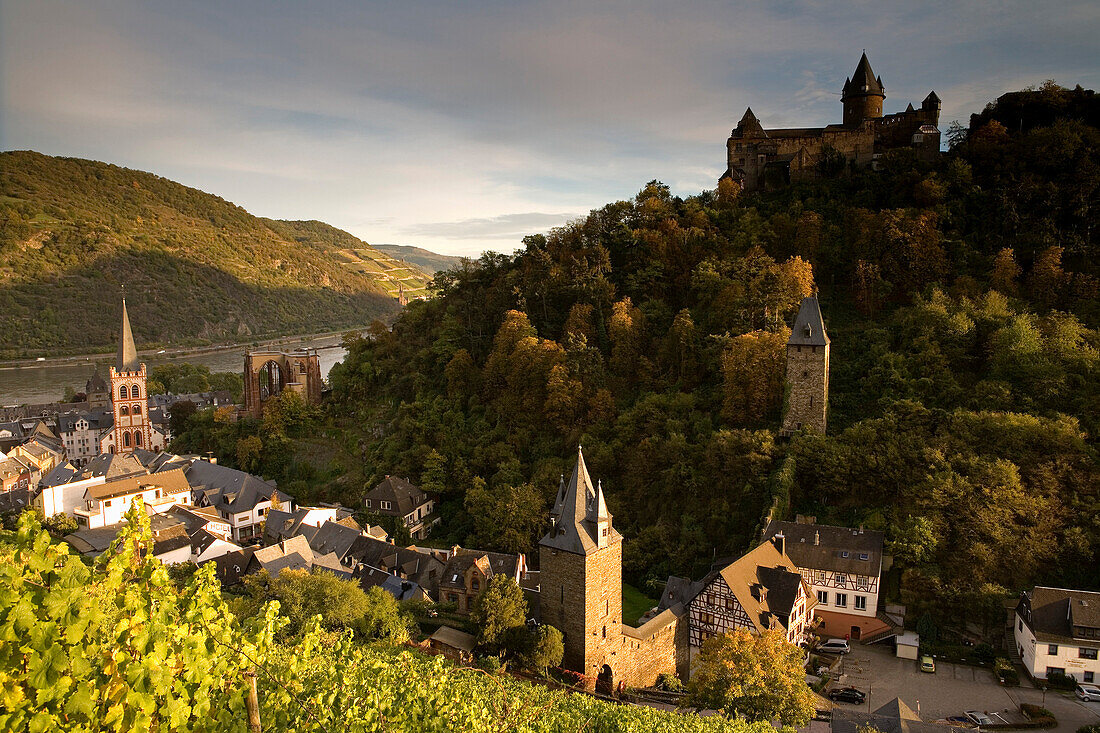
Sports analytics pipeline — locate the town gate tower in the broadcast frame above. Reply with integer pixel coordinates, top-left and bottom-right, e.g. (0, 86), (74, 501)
(781, 296), (830, 435)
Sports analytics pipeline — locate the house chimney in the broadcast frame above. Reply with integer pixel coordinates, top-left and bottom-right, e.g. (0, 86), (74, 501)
(773, 532), (785, 555)
(814, 531), (820, 546)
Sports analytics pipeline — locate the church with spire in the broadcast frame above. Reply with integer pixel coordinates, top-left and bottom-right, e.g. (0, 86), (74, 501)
(539, 447), (688, 692)
(722, 53), (941, 191)
(99, 299), (166, 455)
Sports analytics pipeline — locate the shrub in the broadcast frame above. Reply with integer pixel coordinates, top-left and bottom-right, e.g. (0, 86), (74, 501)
(1076, 725), (1100, 733)
(1045, 670), (1077, 690)
(656, 673), (683, 693)
(994, 657), (1019, 685)
(972, 643), (996, 665)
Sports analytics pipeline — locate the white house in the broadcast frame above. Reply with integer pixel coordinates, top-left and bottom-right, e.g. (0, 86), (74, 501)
(73, 468), (192, 529)
(187, 460), (294, 542)
(1014, 586), (1100, 684)
(762, 519), (893, 641)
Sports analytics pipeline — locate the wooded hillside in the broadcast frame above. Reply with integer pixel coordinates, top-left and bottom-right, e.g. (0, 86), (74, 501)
(0, 151), (433, 358)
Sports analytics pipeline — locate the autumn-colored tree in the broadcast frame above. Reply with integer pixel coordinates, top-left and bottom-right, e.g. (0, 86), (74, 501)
(1027, 246), (1065, 307)
(990, 248), (1021, 295)
(544, 363), (584, 431)
(563, 302), (596, 342)
(720, 328), (789, 425)
(661, 308), (699, 387)
(717, 177), (740, 207)
(609, 298), (650, 392)
(853, 259), (889, 315)
(879, 209), (947, 293)
(682, 628), (815, 726)
(235, 435), (263, 474)
(445, 349), (479, 399)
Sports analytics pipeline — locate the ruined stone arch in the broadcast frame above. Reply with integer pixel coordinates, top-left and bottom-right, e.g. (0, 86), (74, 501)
(257, 360), (284, 402)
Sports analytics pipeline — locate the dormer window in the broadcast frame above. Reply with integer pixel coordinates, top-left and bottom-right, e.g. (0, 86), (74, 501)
(380, 500), (391, 510)
(859, 553), (869, 561)
(841, 551), (850, 558)
(803, 324), (811, 338)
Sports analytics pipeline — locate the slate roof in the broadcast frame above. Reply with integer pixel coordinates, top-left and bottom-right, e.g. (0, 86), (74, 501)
(842, 52), (885, 98)
(86, 368), (108, 394)
(715, 539), (810, 633)
(116, 298), (140, 372)
(787, 296), (829, 347)
(85, 467), (191, 501)
(540, 446), (617, 555)
(354, 564), (427, 601)
(440, 548), (524, 591)
(763, 521), (883, 575)
(0, 487), (32, 513)
(1018, 586), (1100, 644)
(186, 460), (289, 514)
(77, 453), (148, 482)
(346, 535), (445, 594)
(64, 515), (190, 558)
(210, 548), (255, 586)
(302, 520), (365, 562)
(832, 698), (969, 733)
(365, 476), (431, 516)
(657, 575), (707, 613)
(39, 462), (79, 488)
(429, 626), (477, 654)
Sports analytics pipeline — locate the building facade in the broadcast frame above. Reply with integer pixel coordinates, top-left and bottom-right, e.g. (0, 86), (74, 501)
(723, 54), (941, 192)
(782, 296), (830, 435)
(762, 519), (891, 640)
(1014, 586), (1100, 683)
(242, 349), (323, 419)
(107, 299), (152, 455)
(364, 475), (439, 540)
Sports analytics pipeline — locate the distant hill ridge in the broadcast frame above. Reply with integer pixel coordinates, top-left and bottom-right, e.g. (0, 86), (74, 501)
(0, 151), (436, 358)
(373, 244), (466, 275)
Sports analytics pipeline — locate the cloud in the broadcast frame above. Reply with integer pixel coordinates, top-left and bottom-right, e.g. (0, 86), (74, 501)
(400, 212), (585, 241)
(2, 0), (1100, 257)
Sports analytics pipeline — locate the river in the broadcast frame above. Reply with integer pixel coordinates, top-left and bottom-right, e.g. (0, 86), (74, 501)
(0, 334), (348, 407)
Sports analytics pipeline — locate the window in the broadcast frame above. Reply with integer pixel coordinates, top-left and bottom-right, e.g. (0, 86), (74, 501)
(1046, 667), (1065, 677)
(132, 404), (141, 415)
(1048, 644), (1059, 656)
(298, 363), (306, 374)
(835, 593), (848, 608)
(104, 500), (112, 507)
(134, 432), (142, 446)
(120, 405), (129, 416)
(131, 385), (140, 398)
(602, 626), (607, 639)
(447, 593), (458, 603)
(380, 500), (391, 511)
(471, 578), (479, 591)
(855, 596), (867, 611)
(365, 499), (371, 508)
(120, 386), (128, 399)
(123, 431), (131, 448)
(1086, 671), (1095, 683)
(840, 551), (850, 558)
(859, 553), (869, 561)
(1018, 619), (1023, 631)
(817, 590), (828, 604)
(1080, 648), (1098, 660)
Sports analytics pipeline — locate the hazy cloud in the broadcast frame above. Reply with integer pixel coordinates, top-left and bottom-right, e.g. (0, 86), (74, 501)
(2, 0), (1099, 255)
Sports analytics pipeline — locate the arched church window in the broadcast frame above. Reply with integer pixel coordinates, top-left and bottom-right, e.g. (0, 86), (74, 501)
(120, 385), (128, 399)
(132, 404), (142, 415)
(135, 432), (142, 447)
(131, 385), (140, 398)
(123, 432), (131, 448)
(119, 406), (129, 416)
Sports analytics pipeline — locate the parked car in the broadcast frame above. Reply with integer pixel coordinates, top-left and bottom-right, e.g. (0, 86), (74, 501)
(817, 639), (851, 655)
(828, 686), (866, 704)
(919, 655), (936, 673)
(1076, 683), (1100, 702)
(964, 711), (995, 727)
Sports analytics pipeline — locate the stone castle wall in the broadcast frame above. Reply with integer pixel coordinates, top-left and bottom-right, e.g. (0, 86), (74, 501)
(782, 342), (829, 434)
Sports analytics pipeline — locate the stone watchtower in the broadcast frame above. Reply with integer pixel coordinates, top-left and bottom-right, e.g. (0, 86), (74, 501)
(841, 52), (885, 127)
(108, 298), (152, 453)
(539, 447), (623, 684)
(781, 296), (830, 435)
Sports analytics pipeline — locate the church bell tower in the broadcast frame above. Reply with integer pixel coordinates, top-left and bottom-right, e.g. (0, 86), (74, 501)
(108, 298), (151, 454)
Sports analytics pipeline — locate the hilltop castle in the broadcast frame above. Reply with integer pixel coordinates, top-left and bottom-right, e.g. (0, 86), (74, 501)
(722, 53), (941, 191)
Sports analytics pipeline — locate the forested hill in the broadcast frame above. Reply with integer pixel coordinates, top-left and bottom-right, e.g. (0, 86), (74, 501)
(0, 151), (434, 358)
(321, 83), (1100, 626)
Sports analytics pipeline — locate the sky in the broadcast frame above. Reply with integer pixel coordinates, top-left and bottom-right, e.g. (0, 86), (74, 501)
(2, 1), (1099, 257)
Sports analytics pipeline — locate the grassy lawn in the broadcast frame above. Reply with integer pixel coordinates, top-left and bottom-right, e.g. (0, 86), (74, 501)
(622, 583), (657, 628)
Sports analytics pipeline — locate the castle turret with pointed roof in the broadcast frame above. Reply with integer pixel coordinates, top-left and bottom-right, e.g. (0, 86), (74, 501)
(106, 298), (151, 454)
(724, 53), (941, 191)
(539, 447), (687, 690)
(781, 296), (830, 435)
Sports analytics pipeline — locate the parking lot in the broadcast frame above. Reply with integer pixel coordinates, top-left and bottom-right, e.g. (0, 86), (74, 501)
(826, 643), (1100, 732)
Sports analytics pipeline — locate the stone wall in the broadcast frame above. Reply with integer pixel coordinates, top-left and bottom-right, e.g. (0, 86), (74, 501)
(782, 342), (829, 434)
(242, 350), (322, 418)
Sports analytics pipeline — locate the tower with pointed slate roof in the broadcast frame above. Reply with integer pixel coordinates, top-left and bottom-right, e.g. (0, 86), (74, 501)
(842, 52), (886, 127)
(107, 299), (151, 454)
(782, 296), (830, 435)
(540, 446), (623, 677)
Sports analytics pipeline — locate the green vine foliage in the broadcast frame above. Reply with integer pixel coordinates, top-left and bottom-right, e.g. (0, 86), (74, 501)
(2, 504), (774, 732)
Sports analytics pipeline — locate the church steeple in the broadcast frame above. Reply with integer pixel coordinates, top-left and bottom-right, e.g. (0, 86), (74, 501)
(116, 298), (140, 373)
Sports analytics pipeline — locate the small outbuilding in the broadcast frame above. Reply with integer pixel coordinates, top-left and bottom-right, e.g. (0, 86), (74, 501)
(428, 626), (477, 662)
(895, 631), (920, 660)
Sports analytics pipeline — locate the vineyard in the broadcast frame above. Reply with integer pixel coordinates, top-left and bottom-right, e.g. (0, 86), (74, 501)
(1, 506), (769, 732)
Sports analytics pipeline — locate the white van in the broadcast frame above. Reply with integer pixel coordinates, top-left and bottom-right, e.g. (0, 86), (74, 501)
(817, 639), (851, 655)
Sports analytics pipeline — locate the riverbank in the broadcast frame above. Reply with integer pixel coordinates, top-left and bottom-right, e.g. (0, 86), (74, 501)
(0, 327), (366, 371)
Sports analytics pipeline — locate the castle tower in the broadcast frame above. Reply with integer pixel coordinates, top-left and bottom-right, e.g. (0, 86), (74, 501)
(540, 447), (623, 684)
(841, 53), (885, 127)
(108, 299), (151, 454)
(781, 296), (830, 435)
(921, 91), (941, 126)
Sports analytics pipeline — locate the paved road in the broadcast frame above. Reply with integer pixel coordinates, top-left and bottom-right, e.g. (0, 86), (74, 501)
(828, 644), (1100, 732)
